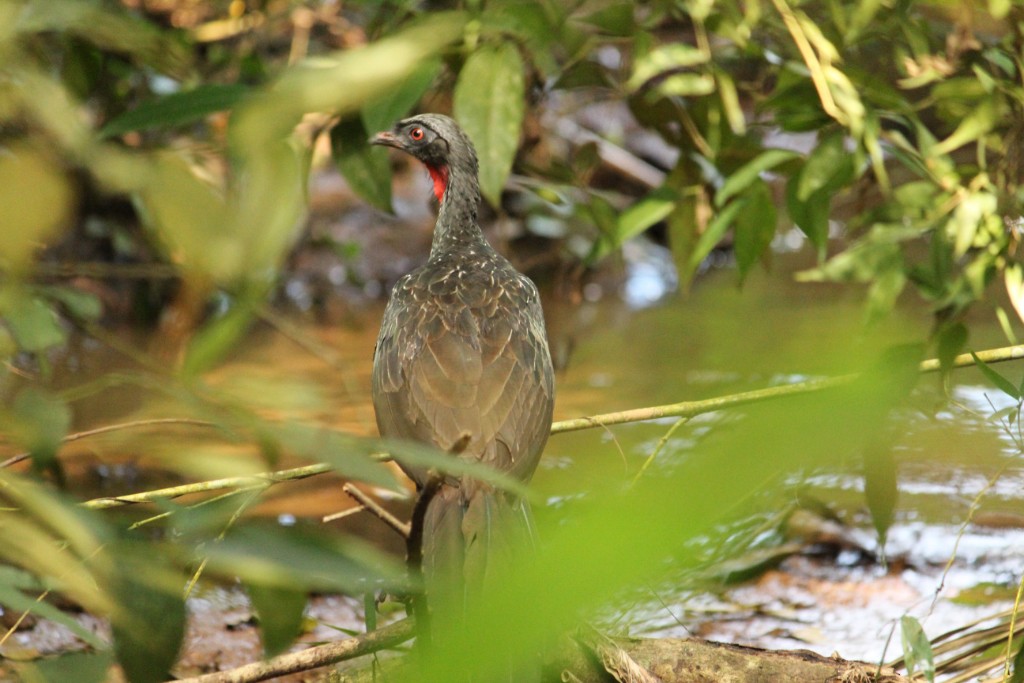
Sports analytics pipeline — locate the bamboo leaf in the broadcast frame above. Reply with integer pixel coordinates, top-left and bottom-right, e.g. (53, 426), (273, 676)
(733, 180), (776, 283)
(971, 351), (1021, 400)
(616, 185), (679, 244)
(454, 42), (526, 208)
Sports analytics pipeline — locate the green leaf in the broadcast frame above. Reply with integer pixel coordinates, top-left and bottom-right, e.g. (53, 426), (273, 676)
(936, 322), (968, 378)
(1011, 638), (1024, 683)
(108, 544), (186, 683)
(0, 144), (73, 272)
(628, 43), (709, 91)
(863, 441), (896, 552)
(733, 180), (776, 282)
(330, 116), (393, 212)
(900, 615), (935, 682)
(971, 351), (1021, 400)
(0, 580), (104, 649)
(616, 186), (679, 244)
(17, 651), (112, 683)
(267, 423), (399, 490)
(716, 149), (799, 207)
(454, 42), (526, 208)
(249, 583), (307, 658)
(181, 303), (256, 378)
(362, 57), (443, 134)
(933, 98), (999, 156)
(684, 198), (744, 282)
(8, 388), (71, 473)
(797, 132), (854, 201)
(2, 295), (66, 352)
(785, 177), (830, 255)
(41, 285), (103, 322)
(576, 2), (635, 36)
(101, 84), (249, 138)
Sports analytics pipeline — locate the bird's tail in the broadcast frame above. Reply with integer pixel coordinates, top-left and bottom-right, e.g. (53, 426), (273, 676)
(413, 482), (540, 680)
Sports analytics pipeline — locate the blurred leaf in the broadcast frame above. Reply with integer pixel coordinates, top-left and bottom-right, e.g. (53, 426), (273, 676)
(0, 580), (104, 649)
(249, 583), (307, 658)
(936, 322), (967, 376)
(715, 69), (745, 134)
(8, 388), (70, 473)
(971, 351), (1021, 400)
(577, 2), (635, 36)
(615, 185), (678, 245)
(733, 179), (776, 282)
(454, 42), (526, 207)
(107, 543), (186, 683)
(363, 57), (443, 134)
(268, 423), (399, 490)
(656, 73), (715, 97)
(41, 285), (103, 322)
(101, 84), (249, 138)
(863, 440), (896, 551)
(1, 295), (66, 353)
(14, 0), (189, 77)
(0, 144), (73, 272)
(204, 525), (407, 594)
(628, 43), (709, 91)
(933, 98), (999, 156)
(900, 615), (935, 682)
(330, 117), (392, 212)
(17, 651), (112, 683)
(797, 132), (854, 202)
(716, 149), (798, 207)
(181, 303), (255, 378)
(1005, 262), (1024, 325)
(1012, 639), (1024, 683)
(785, 179), (829, 255)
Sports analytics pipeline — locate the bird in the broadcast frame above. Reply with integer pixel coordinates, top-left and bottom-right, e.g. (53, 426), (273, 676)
(370, 113), (554, 673)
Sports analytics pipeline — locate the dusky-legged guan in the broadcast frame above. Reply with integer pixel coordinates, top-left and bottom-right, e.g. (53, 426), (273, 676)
(370, 114), (554, 676)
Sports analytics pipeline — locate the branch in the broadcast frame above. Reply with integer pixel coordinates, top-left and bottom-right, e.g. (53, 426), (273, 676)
(174, 618), (415, 683)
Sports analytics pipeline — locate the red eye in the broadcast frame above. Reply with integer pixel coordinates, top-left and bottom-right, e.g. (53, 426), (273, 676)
(409, 127), (425, 141)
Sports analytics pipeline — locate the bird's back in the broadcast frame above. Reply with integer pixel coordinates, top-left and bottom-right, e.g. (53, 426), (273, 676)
(372, 244), (554, 490)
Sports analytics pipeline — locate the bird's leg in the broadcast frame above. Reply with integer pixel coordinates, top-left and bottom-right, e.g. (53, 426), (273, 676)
(406, 470), (445, 639)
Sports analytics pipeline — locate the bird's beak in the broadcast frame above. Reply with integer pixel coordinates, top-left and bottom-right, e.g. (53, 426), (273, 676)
(370, 131), (401, 148)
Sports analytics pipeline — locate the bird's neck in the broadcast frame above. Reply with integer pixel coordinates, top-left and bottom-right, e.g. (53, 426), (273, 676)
(429, 162), (488, 257)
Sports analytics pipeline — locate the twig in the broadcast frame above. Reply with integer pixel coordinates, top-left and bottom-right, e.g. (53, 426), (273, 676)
(1, 418), (217, 468)
(342, 483), (411, 538)
(81, 463), (331, 510)
(174, 618), (415, 683)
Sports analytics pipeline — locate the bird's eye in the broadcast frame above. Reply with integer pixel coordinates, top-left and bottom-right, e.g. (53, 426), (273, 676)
(409, 127), (425, 141)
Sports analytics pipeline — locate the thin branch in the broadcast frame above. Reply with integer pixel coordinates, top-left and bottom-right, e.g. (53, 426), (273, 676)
(1, 418), (217, 468)
(342, 483), (411, 538)
(81, 464), (331, 510)
(174, 618), (415, 683)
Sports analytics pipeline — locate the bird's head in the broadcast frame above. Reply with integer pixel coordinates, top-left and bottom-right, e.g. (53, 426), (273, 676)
(371, 114), (477, 203)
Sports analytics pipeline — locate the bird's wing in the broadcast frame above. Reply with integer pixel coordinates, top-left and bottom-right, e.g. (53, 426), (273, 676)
(372, 265), (553, 485)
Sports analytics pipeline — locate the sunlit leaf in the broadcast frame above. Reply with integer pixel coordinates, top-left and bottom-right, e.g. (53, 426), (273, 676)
(101, 84), (249, 138)
(249, 583), (307, 658)
(0, 144), (73, 272)
(715, 69), (746, 134)
(453, 42), (526, 207)
(900, 615), (935, 682)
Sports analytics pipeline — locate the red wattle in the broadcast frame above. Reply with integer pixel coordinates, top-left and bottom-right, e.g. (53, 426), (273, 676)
(426, 164), (449, 203)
